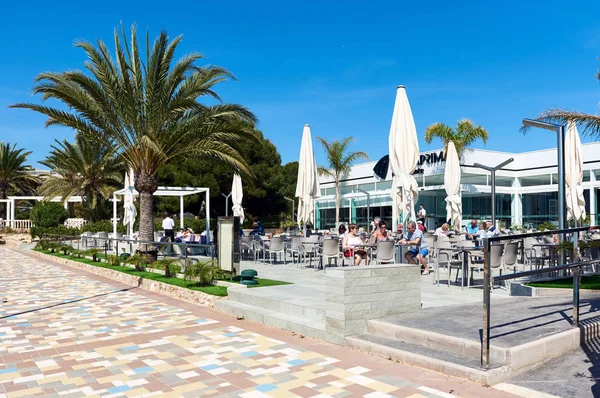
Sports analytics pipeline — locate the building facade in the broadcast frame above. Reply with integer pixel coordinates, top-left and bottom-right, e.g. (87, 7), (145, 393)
(316, 143), (600, 230)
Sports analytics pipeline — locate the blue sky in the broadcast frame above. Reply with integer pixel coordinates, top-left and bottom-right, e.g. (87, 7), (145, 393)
(1, 0), (599, 169)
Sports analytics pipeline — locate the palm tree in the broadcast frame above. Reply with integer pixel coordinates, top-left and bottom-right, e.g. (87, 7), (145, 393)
(39, 133), (123, 221)
(317, 137), (368, 227)
(529, 61), (600, 136)
(11, 25), (257, 259)
(424, 119), (489, 157)
(0, 143), (39, 215)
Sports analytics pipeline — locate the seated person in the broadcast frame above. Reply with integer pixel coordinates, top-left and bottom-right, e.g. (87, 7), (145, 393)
(417, 220), (426, 232)
(481, 221), (499, 238)
(396, 223), (404, 238)
(253, 216), (265, 235)
(338, 224), (347, 238)
(465, 219), (480, 240)
(175, 228), (185, 242)
(372, 220), (392, 242)
(400, 221), (430, 275)
(249, 223), (262, 236)
(434, 223), (451, 237)
(183, 228), (195, 242)
(342, 224), (369, 266)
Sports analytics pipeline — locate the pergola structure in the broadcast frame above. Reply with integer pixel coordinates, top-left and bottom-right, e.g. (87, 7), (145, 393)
(111, 186), (211, 243)
(1, 196), (84, 227)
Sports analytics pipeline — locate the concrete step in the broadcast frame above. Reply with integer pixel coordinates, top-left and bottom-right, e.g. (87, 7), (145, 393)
(213, 299), (326, 340)
(367, 318), (507, 363)
(227, 287), (325, 323)
(346, 333), (510, 386)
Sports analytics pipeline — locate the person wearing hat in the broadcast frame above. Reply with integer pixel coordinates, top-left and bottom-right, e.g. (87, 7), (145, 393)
(417, 220), (425, 232)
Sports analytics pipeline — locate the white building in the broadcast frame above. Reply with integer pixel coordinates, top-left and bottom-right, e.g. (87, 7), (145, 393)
(316, 142), (600, 230)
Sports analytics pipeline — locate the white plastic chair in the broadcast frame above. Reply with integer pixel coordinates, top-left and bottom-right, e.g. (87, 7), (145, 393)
(265, 237), (285, 264)
(375, 240), (395, 264)
(321, 238), (341, 269)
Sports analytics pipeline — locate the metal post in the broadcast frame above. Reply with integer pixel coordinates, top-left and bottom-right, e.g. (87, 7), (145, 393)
(482, 237), (491, 369)
(357, 189), (370, 232)
(474, 158), (514, 229)
(180, 196), (185, 229)
(222, 193), (231, 216)
(557, 125), (566, 231)
(573, 231), (580, 327)
(284, 197), (295, 227)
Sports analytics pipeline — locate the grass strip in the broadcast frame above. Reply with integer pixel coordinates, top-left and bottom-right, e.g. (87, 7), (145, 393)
(219, 275), (292, 288)
(34, 249), (228, 296)
(528, 276), (600, 290)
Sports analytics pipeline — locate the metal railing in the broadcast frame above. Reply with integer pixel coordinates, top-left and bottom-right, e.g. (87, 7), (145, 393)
(41, 234), (215, 265)
(481, 225), (600, 368)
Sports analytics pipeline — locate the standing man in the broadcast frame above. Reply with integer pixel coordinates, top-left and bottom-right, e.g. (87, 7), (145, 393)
(417, 204), (427, 225)
(162, 214), (175, 242)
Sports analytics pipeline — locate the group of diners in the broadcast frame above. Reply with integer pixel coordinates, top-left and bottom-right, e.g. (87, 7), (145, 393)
(337, 218), (430, 274)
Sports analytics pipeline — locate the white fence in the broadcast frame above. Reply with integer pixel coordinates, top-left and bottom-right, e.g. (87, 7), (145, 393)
(64, 218), (87, 229)
(0, 220), (32, 232)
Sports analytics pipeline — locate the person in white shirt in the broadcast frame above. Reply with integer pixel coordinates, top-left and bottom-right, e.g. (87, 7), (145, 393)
(481, 221), (499, 238)
(162, 214), (175, 241)
(417, 204), (426, 225)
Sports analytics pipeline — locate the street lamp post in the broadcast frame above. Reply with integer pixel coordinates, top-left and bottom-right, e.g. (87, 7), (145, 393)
(521, 119), (566, 231)
(222, 193), (231, 216)
(473, 158), (514, 228)
(284, 197), (295, 227)
(357, 188), (370, 232)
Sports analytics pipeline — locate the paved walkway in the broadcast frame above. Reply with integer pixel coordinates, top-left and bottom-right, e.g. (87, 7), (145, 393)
(0, 247), (518, 397)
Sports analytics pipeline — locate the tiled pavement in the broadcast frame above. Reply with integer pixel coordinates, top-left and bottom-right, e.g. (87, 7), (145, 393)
(0, 247), (518, 397)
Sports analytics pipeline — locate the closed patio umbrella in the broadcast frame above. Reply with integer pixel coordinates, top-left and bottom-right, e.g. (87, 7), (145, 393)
(295, 124), (320, 226)
(231, 173), (245, 224)
(388, 86), (420, 231)
(565, 121), (586, 223)
(123, 168), (137, 236)
(444, 141), (462, 230)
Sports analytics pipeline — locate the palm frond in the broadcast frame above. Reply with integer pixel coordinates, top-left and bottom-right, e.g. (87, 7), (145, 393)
(523, 109), (600, 138)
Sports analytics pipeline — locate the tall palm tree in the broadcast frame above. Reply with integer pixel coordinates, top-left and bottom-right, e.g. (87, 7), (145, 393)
(39, 133), (123, 221)
(11, 25), (257, 259)
(0, 143), (39, 215)
(317, 137), (368, 227)
(529, 61), (600, 136)
(424, 119), (489, 157)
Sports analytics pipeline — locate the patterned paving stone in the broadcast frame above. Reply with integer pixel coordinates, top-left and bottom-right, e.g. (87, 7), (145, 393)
(0, 247), (515, 397)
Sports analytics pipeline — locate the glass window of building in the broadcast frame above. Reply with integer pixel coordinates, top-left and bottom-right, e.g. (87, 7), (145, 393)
(495, 176), (514, 187)
(461, 173), (487, 185)
(424, 174), (444, 187)
(520, 174), (551, 187)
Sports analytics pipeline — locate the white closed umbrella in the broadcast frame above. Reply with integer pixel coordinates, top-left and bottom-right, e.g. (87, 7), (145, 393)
(388, 86), (420, 230)
(295, 124), (320, 226)
(565, 121), (586, 223)
(123, 168), (137, 236)
(231, 173), (245, 224)
(444, 141), (462, 230)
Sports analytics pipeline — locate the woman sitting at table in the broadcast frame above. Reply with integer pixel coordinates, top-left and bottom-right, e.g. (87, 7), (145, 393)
(342, 224), (369, 266)
(372, 220), (392, 242)
(338, 224), (347, 238)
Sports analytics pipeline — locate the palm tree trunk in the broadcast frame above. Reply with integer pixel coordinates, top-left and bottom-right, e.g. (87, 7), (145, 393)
(335, 179), (340, 227)
(136, 172), (159, 262)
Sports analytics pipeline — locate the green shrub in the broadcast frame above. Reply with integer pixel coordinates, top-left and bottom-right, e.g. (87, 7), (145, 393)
(86, 248), (103, 262)
(31, 225), (81, 239)
(106, 255), (121, 266)
(82, 220), (127, 234)
(183, 260), (220, 286)
(125, 253), (148, 271)
(30, 202), (68, 228)
(58, 243), (71, 255)
(37, 239), (51, 250)
(537, 222), (557, 232)
(153, 258), (179, 278)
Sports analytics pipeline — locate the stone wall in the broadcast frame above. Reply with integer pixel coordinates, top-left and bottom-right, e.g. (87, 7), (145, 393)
(325, 264), (421, 345)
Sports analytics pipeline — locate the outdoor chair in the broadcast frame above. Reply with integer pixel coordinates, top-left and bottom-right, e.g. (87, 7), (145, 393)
(502, 241), (520, 273)
(286, 237), (302, 265)
(265, 236), (285, 264)
(375, 240), (395, 264)
(96, 232), (109, 249)
(240, 236), (254, 260)
(435, 241), (462, 287)
(321, 238), (341, 269)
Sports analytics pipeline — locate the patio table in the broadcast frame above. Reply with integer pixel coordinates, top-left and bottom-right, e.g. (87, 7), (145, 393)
(453, 245), (484, 290)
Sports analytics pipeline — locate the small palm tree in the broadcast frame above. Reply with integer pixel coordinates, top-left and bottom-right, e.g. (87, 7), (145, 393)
(39, 133), (123, 220)
(0, 143), (40, 214)
(530, 61), (600, 136)
(11, 25), (257, 260)
(317, 137), (368, 227)
(424, 119), (489, 157)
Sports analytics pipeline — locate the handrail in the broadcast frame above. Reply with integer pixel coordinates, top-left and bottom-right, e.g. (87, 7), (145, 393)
(40, 233), (215, 263)
(481, 227), (600, 369)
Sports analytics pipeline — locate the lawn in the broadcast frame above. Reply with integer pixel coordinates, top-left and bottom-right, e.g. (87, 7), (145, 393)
(34, 249), (229, 296)
(528, 276), (600, 290)
(219, 275), (292, 288)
